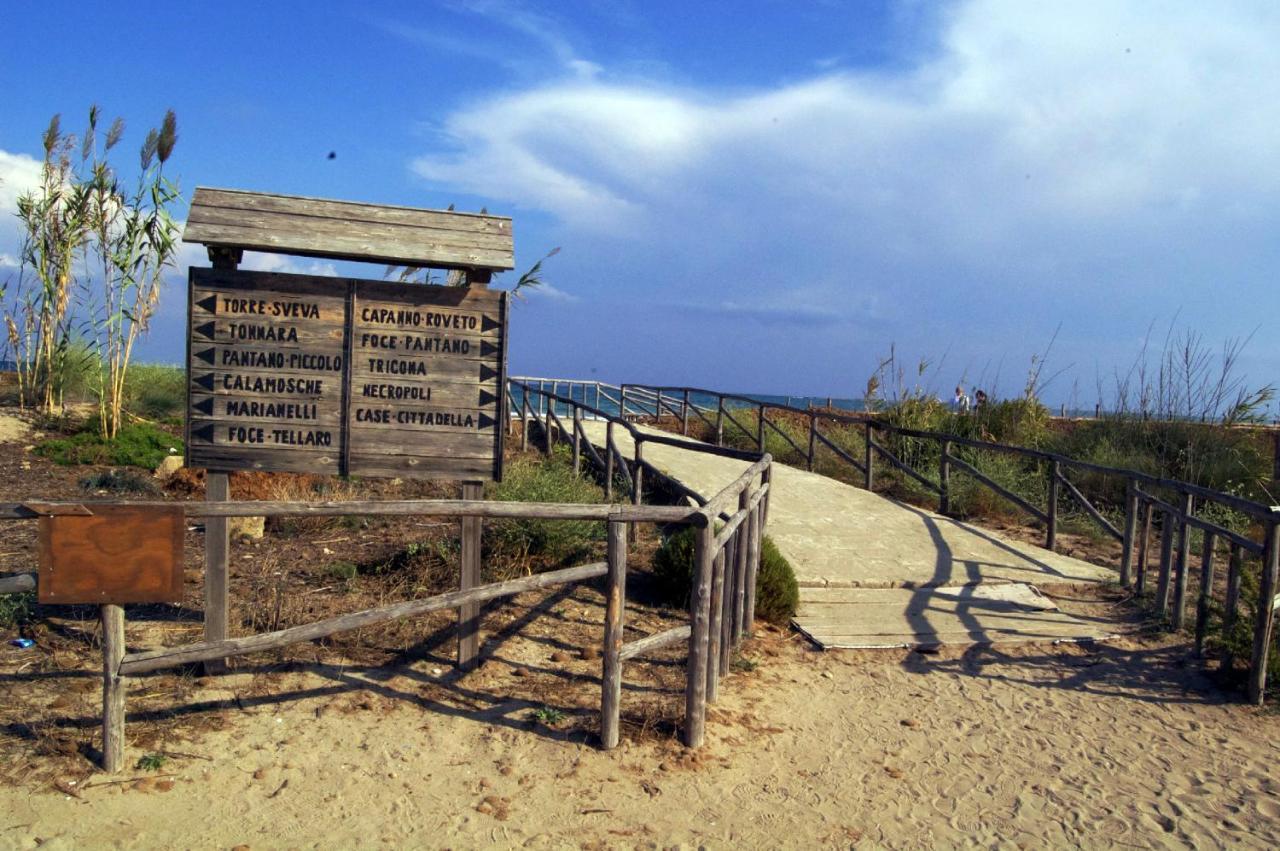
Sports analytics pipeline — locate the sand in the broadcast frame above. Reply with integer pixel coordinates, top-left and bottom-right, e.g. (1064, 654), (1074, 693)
(3, 624), (1278, 850)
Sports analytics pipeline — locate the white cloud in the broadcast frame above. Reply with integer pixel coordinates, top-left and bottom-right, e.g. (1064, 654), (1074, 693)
(412, 0), (1280, 397)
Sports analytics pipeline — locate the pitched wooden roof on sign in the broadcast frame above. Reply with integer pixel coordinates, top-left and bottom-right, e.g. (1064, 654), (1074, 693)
(182, 187), (514, 271)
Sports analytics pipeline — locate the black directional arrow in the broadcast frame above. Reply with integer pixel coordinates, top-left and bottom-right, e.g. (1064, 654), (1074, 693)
(478, 389), (497, 408)
(195, 294), (218, 314)
(192, 397), (214, 416)
(194, 347), (215, 366)
(480, 340), (499, 358)
(192, 424), (215, 442)
(479, 364), (499, 382)
(193, 373), (215, 392)
(193, 321), (216, 340)
(478, 413), (496, 430)
(481, 314), (501, 333)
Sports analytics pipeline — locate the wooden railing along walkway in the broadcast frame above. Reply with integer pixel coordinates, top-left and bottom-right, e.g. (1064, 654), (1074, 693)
(512, 379), (1279, 706)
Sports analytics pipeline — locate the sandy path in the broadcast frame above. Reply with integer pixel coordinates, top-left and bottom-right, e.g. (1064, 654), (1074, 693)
(5, 629), (1277, 849)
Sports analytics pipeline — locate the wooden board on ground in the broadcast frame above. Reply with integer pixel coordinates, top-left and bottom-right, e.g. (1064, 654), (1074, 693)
(792, 583), (1114, 649)
(185, 267), (508, 481)
(38, 506), (184, 604)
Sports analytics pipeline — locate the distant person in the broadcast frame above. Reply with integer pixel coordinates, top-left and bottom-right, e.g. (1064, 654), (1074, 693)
(952, 385), (971, 413)
(974, 389), (988, 409)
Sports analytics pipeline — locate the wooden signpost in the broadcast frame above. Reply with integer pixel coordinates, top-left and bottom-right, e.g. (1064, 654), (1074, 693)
(181, 187), (516, 674)
(185, 267), (508, 481)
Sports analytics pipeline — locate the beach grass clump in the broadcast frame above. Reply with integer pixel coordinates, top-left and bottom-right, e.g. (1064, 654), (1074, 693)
(0, 590), (34, 630)
(652, 527), (798, 625)
(123, 363), (186, 422)
(485, 447), (605, 570)
(37, 420), (182, 469)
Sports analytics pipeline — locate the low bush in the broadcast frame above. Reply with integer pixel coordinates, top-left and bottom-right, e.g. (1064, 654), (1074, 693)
(0, 590), (34, 630)
(36, 420), (182, 468)
(485, 448), (606, 570)
(652, 527), (799, 625)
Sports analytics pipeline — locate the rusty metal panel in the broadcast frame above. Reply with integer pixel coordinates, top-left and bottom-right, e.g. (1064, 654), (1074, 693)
(38, 506), (185, 604)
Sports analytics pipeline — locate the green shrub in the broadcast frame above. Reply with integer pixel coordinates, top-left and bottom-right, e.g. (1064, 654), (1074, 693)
(652, 527), (798, 625)
(36, 420), (182, 468)
(0, 590), (34, 629)
(123, 364), (186, 420)
(485, 448), (605, 568)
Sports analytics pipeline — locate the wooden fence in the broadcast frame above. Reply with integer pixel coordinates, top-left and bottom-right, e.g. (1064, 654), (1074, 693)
(522, 380), (1279, 705)
(506, 379), (772, 748)
(0, 381), (772, 772)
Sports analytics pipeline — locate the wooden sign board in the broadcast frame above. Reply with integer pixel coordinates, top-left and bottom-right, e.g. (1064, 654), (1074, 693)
(185, 268), (508, 481)
(38, 506), (185, 604)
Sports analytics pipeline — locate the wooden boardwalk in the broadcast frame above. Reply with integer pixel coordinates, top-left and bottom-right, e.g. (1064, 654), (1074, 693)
(581, 422), (1115, 648)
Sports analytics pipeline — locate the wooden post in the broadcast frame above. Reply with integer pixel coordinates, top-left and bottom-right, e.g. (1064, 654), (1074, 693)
(719, 537), (735, 676)
(1194, 532), (1216, 656)
(807, 414), (817, 472)
(204, 471), (230, 674)
(715, 397), (725, 445)
(939, 440), (951, 515)
(685, 522), (715, 747)
(864, 421), (874, 490)
(1172, 492), (1194, 630)
(544, 400), (554, 454)
(520, 395), (530, 451)
(1221, 543), (1243, 670)
(1136, 499), (1153, 594)
(1119, 479), (1139, 587)
(1046, 461), (1060, 551)
(630, 442), (644, 544)
(619, 385), (628, 419)
(600, 519), (626, 749)
(1155, 511), (1176, 618)
(604, 420), (615, 501)
(744, 503), (760, 634)
(458, 483), (483, 671)
(761, 464), (773, 531)
(682, 389), (691, 436)
(733, 489), (750, 641)
(655, 389), (664, 421)
(1247, 520), (1280, 705)
(706, 547), (726, 703)
(572, 406), (582, 474)
(101, 604), (126, 773)
(755, 406), (765, 452)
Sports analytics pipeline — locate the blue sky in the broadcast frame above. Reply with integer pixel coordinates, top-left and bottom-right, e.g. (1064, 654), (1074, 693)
(1, 1), (1277, 412)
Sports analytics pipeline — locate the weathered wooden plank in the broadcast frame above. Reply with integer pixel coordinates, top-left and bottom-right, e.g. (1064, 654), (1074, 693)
(204, 473), (230, 673)
(619, 625), (692, 661)
(600, 519), (627, 749)
(684, 523), (714, 747)
(101, 604), (126, 772)
(705, 548), (726, 704)
(185, 187), (513, 270)
(192, 187), (512, 237)
(1120, 480), (1139, 587)
(1155, 512), (1176, 617)
(119, 561), (607, 676)
(458, 482), (482, 670)
(1134, 488), (1265, 555)
(187, 202), (514, 251)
